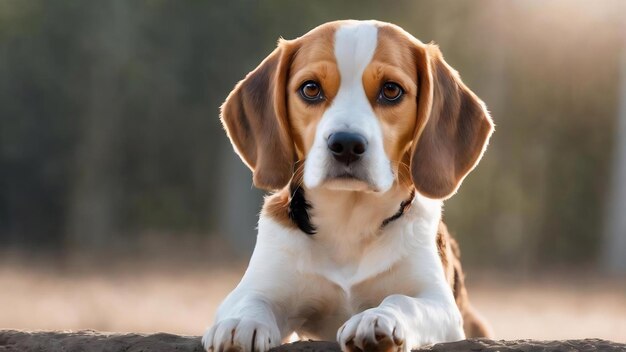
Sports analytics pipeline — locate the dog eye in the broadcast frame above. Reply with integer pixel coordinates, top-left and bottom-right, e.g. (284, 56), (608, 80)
(379, 82), (403, 103)
(299, 81), (323, 102)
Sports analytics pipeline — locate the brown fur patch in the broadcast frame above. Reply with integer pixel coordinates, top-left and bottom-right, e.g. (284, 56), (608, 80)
(262, 187), (293, 230)
(286, 23), (341, 159)
(437, 222), (493, 338)
(219, 40), (300, 190)
(368, 25), (420, 186)
(261, 166), (306, 232)
(410, 44), (494, 200)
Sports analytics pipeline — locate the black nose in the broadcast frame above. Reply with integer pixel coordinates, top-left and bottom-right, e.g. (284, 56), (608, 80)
(327, 132), (368, 165)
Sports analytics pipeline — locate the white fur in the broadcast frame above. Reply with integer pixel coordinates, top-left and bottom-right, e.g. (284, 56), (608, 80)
(303, 21), (394, 193)
(203, 21), (465, 352)
(202, 191), (464, 351)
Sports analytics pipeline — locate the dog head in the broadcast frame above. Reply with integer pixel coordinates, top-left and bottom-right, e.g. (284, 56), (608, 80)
(220, 20), (493, 199)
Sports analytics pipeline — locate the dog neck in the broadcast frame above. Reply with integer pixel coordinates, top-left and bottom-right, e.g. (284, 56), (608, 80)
(291, 182), (415, 240)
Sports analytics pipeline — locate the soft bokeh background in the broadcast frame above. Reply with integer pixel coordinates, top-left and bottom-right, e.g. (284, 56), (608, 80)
(1, 0), (625, 342)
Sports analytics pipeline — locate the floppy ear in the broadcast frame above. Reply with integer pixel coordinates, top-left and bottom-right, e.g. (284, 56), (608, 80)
(411, 44), (494, 199)
(220, 40), (297, 190)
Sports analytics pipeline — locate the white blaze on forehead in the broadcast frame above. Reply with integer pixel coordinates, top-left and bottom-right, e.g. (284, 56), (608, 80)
(329, 21), (378, 135)
(334, 22), (378, 87)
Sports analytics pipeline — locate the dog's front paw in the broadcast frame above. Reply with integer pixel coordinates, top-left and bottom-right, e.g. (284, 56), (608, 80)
(337, 308), (407, 352)
(202, 318), (281, 352)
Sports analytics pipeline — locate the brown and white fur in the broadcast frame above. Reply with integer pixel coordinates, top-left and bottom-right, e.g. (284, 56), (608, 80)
(203, 20), (494, 352)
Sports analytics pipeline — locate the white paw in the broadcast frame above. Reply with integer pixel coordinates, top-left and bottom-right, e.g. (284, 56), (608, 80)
(202, 318), (281, 352)
(337, 308), (407, 352)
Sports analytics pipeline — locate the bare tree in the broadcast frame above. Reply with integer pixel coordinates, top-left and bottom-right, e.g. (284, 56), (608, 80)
(603, 19), (626, 274)
(67, 1), (132, 247)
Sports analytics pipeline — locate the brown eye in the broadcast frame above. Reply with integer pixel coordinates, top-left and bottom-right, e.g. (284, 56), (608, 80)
(299, 81), (323, 102)
(379, 82), (403, 103)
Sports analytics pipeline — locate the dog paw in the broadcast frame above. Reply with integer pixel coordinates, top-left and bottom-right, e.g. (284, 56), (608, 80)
(202, 318), (281, 352)
(337, 308), (407, 352)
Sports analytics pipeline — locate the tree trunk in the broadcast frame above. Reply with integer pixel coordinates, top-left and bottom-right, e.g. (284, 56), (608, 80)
(602, 20), (626, 274)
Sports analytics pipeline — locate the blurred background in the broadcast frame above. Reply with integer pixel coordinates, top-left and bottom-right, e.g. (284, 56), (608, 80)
(1, 0), (625, 342)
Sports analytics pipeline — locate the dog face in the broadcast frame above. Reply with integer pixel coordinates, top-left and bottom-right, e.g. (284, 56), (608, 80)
(221, 20), (493, 199)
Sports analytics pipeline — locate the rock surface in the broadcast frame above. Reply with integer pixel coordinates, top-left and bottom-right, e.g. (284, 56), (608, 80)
(0, 330), (624, 352)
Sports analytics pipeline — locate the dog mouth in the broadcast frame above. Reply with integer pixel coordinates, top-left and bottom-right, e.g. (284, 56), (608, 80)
(334, 172), (362, 180)
(321, 169), (378, 192)
(327, 165), (368, 181)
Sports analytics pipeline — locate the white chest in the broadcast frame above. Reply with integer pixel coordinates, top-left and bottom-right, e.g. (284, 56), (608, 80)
(290, 243), (425, 340)
(254, 194), (443, 339)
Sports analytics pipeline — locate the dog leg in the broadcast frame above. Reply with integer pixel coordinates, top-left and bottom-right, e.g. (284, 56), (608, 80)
(202, 293), (282, 352)
(337, 237), (464, 352)
(337, 290), (464, 352)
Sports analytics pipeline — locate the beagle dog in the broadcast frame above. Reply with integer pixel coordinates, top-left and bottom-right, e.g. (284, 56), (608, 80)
(203, 20), (494, 352)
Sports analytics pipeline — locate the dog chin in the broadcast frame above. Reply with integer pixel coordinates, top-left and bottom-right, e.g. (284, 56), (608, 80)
(321, 176), (379, 192)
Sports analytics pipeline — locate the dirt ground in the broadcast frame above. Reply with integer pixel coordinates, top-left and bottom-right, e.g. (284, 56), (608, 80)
(1, 331), (623, 352)
(0, 255), (624, 343)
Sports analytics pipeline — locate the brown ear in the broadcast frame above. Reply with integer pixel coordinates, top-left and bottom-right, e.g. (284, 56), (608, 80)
(411, 44), (494, 199)
(220, 40), (297, 190)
